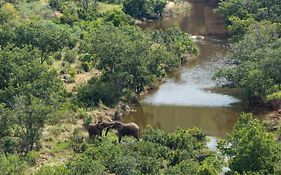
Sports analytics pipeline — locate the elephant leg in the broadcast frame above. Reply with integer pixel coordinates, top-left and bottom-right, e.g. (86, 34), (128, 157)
(98, 130), (102, 137)
(105, 128), (110, 136)
(118, 133), (122, 143)
(134, 135), (139, 141)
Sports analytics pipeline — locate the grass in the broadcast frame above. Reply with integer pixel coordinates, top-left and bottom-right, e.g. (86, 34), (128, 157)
(97, 2), (122, 14)
(50, 141), (71, 154)
(266, 91), (281, 101)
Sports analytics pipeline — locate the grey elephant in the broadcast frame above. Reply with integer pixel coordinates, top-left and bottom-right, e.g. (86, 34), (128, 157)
(86, 121), (112, 138)
(106, 121), (140, 143)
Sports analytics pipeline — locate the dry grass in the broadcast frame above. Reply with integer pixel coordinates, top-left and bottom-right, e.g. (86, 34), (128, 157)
(33, 104), (115, 172)
(64, 69), (101, 92)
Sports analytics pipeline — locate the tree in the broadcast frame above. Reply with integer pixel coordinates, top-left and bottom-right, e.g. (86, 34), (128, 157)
(123, 0), (167, 19)
(0, 46), (64, 106)
(151, 27), (198, 59)
(0, 21), (75, 63)
(77, 24), (192, 106)
(216, 0), (281, 38)
(12, 96), (52, 154)
(215, 22), (281, 104)
(219, 113), (280, 174)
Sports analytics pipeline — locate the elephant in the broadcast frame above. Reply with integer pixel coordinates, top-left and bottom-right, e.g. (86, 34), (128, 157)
(106, 121), (140, 143)
(86, 121), (112, 138)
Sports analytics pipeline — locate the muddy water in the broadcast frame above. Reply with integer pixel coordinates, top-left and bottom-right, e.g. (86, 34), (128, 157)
(122, 1), (246, 137)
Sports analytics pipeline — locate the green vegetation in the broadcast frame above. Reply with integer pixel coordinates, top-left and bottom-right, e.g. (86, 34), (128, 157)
(36, 127), (223, 175)
(219, 113), (281, 174)
(0, 0), (198, 172)
(216, 0), (281, 38)
(216, 0), (281, 105)
(123, 0), (167, 19)
(0, 0), (280, 174)
(77, 25), (196, 107)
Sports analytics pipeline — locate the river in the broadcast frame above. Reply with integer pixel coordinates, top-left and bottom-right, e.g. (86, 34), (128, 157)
(122, 0), (247, 137)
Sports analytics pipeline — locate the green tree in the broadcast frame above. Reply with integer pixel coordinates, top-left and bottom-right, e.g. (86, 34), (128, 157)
(215, 22), (281, 104)
(219, 113), (280, 174)
(151, 27), (198, 58)
(217, 0), (281, 38)
(123, 0), (167, 19)
(0, 21), (74, 63)
(12, 96), (52, 154)
(0, 46), (64, 106)
(78, 24), (193, 106)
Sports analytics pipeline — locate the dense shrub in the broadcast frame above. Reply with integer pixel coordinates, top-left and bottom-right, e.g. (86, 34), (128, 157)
(215, 22), (281, 104)
(123, 0), (167, 19)
(77, 24), (197, 106)
(0, 154), (27, 175)
(77, 77), (121, 107)
(37, 128), (219, 174)
(219, 113), (281, 174)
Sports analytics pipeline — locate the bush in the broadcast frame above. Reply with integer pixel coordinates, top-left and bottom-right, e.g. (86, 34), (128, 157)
(64, 49), (77, 64)
(77, 77), (120, 107)
(165, 160), (199, 175)
(220, 113), (280, 174)
(0, 154), (27, 175)
(24, 151), (40, 166)
(136, 155), (161, 174)
(143, 127), (168, 145)
(71, 128), (87, 153)
(103, 10), (133, 26)
(111, 155), (139, 175)
(66, 156), (106, 175)
(35, 164), (69, 175)
(123, 0), (167, 19)
(81, 62), (91, 72)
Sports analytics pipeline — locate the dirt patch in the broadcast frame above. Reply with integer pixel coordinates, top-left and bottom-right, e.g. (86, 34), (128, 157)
(64, 69), (101, 92)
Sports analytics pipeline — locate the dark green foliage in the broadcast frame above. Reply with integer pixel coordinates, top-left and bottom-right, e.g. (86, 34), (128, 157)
(0, 46), (64, 154)
(77, 77), (121, 107)
(217, 0), (281, 23)
(151, 27), (199, 58)
(66, 156), (106, 175)
(165, 160), (200, 175)
(0, 96), (52, 154)
(219, 113), (281, 174)
(144, 127), (205, 151)
(215, 22), (281, 104)
(37, 128), (221, 174)
(33, 164), (69, 175)
(77, 24), (197, 107)
(0, 21), (75, 63)
(0, 46), (64, 106)
(217, 0), (281, 36)
(123, 0), (167, 19)
(103, 10), (134, 26)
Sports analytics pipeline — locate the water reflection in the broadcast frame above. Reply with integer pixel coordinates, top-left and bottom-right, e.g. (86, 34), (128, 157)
(123, 1), (243, 137)
(124, 104), (242, 137)
(140, 1), (227, 36)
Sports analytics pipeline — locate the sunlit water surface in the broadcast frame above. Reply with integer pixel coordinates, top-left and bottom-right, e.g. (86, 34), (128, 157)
(122, 1), (248, 137)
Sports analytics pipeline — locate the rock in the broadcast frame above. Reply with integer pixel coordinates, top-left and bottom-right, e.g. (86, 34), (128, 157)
(191, 35), (205, 40)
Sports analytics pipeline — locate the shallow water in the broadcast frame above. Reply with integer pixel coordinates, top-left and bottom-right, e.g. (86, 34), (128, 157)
(122, 1), (246, 137)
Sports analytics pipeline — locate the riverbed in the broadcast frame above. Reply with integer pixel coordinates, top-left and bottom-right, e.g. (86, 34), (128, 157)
(122, 0), (247, 137)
